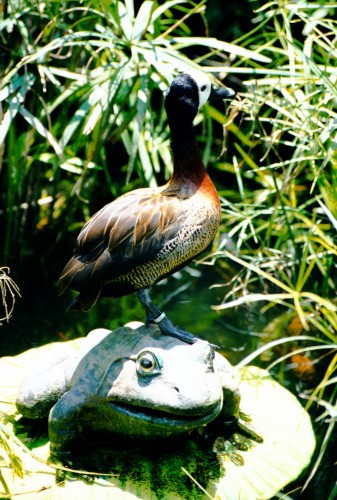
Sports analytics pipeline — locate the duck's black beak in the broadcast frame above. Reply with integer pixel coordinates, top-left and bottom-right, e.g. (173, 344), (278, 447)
(209, 84), (235, 101)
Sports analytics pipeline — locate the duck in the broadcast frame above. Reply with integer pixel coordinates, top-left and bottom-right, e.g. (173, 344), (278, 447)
(58, 71), (235, 344)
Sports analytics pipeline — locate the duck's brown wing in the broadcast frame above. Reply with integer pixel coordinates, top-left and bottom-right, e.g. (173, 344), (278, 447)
(58, 188), (184, 297)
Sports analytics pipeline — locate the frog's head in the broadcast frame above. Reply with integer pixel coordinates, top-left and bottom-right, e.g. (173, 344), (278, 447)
(100, 339), (223, 438)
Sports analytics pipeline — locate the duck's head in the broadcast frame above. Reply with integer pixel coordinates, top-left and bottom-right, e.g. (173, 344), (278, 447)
(165, 71), (235, 123)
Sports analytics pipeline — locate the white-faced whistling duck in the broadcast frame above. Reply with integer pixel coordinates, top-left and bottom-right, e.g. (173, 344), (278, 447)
(58, 71), (235, 344)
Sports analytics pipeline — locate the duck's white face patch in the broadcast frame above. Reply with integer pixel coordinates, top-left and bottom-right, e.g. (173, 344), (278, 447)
(188, 70), (212, 108)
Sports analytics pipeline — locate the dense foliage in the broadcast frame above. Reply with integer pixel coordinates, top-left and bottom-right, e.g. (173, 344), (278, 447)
(1, 0), (337, 497)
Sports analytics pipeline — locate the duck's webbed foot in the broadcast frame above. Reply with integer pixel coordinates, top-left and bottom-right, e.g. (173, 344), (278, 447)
(137, 288), (199, 344)
(153, 314), (200, 344)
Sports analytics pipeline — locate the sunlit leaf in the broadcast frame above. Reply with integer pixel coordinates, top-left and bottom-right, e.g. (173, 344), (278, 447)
(60, 101), (91, 148)
(0, 97), (21, 147)
(118, 0), (133, 41)
(18, 107), (62, 156)
(127, 71), (150, 181)
(138, 132), (157, 187)
(172, 37), (272, 63)
(151, 0), (186, 22)
(83, 66), (126, 135)
(132, 1), (154, 41)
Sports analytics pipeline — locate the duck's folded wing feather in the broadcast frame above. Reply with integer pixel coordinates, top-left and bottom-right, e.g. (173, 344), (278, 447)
(58, 189), (184, 293)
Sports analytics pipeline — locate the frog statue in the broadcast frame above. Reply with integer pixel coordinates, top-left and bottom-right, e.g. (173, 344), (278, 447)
(16, 324), (242, 458)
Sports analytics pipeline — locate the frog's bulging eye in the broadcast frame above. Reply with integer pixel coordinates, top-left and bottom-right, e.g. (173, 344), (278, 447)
(134, 350), (163, 376)
(139, 353), (156, 372)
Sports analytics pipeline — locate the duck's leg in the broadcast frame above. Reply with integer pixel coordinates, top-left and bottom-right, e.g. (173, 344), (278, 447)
(137, 288), (199, 344)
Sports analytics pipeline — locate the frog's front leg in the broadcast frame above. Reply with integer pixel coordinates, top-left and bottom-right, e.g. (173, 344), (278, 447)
(48, 390), (83, 461)
(212, 354), (263, 447)
(224, 412), (263, 451)
(218, 372), (263, 450)
(213, 353), (241, 423)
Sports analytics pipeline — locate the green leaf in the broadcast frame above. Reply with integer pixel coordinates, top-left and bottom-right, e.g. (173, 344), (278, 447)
(151, 0), (186, 22)
(172, 37), (272, 63)
(132, 1), (154, 41)
(18, 107), (62, 156)
(60, 157), (97, 175)
(127, 71), (150, 181)
(138, 44), (201, 75)
(0, 73), (35, 99)
(215, 365), (315, 499)
(83, 66), (126, 136)
(124, 0), (135, 19)
(0, 74), (35, 146)
(118, 1), (133, 41)
(41, 66), (87, 83)
(0, 96), (21, 147)
(60, 101), (91, 148)
(138, 132), (157, 187)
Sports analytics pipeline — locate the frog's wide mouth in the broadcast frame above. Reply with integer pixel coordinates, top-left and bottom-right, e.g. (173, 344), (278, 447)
(107, 399), (222, 430)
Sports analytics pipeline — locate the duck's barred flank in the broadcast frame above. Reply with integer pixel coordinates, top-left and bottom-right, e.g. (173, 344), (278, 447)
(118, 201), (221, 289)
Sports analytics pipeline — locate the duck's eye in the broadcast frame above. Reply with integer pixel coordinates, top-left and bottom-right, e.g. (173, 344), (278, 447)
(200, 84), (207, 92)
(135, 350), (162, 376)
